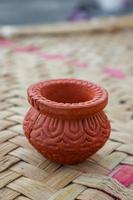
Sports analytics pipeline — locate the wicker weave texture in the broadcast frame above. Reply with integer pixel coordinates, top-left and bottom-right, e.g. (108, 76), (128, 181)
(0, 19), (133, 200)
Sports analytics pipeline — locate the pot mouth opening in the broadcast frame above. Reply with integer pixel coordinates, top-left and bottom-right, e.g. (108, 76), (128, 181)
(28, 79), (108, 117)
(41, 81), (94, 104)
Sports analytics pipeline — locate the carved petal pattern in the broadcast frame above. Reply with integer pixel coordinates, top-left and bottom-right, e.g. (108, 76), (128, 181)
(23, 108), (110, 164)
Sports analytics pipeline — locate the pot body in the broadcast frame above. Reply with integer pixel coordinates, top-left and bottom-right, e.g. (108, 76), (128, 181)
(23, 107), (110, 164)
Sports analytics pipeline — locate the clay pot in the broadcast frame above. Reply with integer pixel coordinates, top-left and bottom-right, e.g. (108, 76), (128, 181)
(23, 79), (111, 164)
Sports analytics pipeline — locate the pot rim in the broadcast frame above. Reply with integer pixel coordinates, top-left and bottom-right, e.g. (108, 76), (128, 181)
(27, 79), (108, 118)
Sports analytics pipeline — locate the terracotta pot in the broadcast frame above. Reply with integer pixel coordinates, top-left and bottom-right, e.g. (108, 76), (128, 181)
(23, 79), (111, 164)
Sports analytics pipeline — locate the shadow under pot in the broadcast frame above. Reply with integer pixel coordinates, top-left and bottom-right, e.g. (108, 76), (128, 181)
(23, 79), (111, 164)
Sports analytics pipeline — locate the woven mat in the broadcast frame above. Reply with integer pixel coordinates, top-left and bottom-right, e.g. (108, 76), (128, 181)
(0, 16), (133, 200)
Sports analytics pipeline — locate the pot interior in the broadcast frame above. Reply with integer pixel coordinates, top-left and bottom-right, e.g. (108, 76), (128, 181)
(41, 82), (94, 103)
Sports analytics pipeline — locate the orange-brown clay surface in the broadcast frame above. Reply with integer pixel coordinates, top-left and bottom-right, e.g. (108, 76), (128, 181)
(23, 79), (111, 164)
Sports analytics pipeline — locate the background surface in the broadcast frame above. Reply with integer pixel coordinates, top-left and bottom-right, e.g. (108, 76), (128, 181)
(0, 0), (133, 25)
